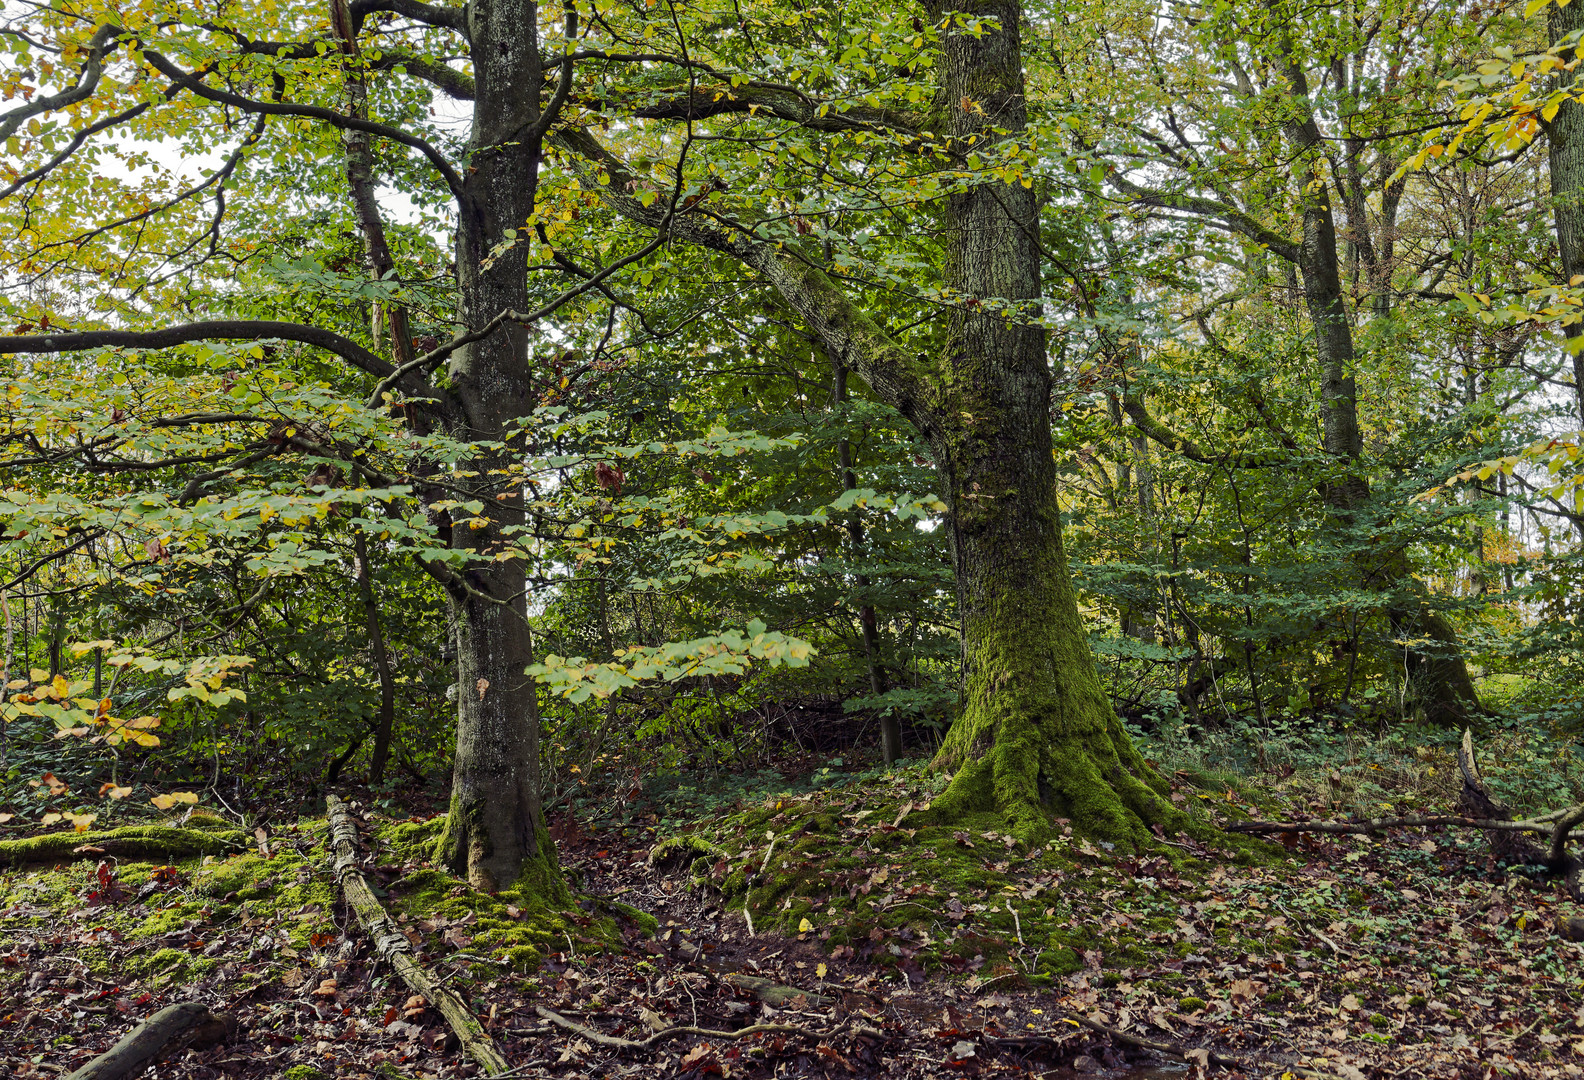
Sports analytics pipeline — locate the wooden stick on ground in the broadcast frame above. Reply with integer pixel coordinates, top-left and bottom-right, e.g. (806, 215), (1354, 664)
(62, 1001), (230, 1080)
(325, 794), (510, 1075)
(531, 1004), (868, 1050)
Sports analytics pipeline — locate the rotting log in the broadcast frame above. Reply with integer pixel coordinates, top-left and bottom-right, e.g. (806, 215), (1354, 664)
(324, 794), (511, 1075)
(0, 825), (247, 868)
(62, 1001), (233, 1080)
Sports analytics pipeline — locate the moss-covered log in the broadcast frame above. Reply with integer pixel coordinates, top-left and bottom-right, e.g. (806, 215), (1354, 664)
(326, 795), (512, 1075)
(0, 825), (247, 868)
(62, 1001), (230, 1080)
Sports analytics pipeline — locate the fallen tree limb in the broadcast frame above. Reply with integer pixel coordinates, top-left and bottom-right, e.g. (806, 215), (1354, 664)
(1224, 814), (1581, 838)
(325, 795), (510, 1075)
(531, 1004), (871, 1050)
(62, 1001), (232, 1080)
(0, 825), (247, 867)
(721, 971), (833, 1007)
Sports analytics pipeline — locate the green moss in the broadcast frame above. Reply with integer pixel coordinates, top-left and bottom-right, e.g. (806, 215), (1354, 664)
(129, 947), (217, 984)
(1178, 996), (1207, 1013)
(0, 825), (247, 867)
(382, 816), (446, 862)
(649, 834), (726, 868)
(1369, 1014), (1391, 1029)
(282, 1067), (328, 1080)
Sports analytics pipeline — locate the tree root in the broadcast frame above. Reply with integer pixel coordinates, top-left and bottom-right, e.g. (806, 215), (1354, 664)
(324, 794), (511, 1075)
(61, 1001), (234, 1080)
(0, 826), (247, 867)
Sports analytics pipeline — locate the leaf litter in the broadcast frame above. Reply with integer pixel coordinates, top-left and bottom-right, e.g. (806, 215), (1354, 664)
(0, 764), (1581, 1078)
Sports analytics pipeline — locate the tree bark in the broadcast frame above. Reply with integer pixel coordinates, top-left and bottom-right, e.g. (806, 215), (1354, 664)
(1549, 0), (1584, 425)
(913, 0), (1172, 840)
(432, 0), (565, 894)
(354, 532), (397, 784)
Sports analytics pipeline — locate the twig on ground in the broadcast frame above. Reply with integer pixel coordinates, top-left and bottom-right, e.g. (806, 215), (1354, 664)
(531, 1004), (882, 1051)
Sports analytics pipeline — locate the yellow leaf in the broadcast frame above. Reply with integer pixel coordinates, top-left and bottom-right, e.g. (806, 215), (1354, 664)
(41, 812), (62, 825)
(798, 917), (814, 932)
(816, 962), (828, 977)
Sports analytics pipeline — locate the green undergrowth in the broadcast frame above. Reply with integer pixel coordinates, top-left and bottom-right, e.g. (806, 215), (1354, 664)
(655, 761), (1282, 985)
(1133, 711), (1584, 820)
(0, 818), (341, 987)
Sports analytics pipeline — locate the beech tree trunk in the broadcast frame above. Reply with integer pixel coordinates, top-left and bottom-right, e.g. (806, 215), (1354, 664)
(562, 0), (1184, 843)
(914, 0), (1171, 840)
(430, 0), (562, 894)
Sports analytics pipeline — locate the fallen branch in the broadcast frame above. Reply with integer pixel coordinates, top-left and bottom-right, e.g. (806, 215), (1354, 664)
(721, 971), (833, 1007)
(532, 1004), (865, 1050)
(62, 1001), (233, 1080)
(1225, 814), (1581, 839)
(0, 825), (247, 867)
(324, 795), (510, 1075)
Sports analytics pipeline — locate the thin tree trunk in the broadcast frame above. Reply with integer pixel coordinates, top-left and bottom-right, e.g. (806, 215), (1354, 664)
(834, 362), (897, 763)
(354, 532), (397, 784)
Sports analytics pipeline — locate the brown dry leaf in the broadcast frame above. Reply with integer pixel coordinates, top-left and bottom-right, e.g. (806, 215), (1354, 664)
(1340, 993), (1361, 1012)
(476, 678), (490, 700)
(280, 969), (307, 989)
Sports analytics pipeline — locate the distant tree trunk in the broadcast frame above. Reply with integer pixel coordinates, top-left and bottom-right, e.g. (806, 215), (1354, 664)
(354, 532), (397, 785)
(834, 362), (898, 763)
(1281, 60), (1479, 727)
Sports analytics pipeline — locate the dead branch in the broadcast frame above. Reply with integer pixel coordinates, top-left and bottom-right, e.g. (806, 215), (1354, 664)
(0, 825), (247, 868)
(61, 1001), (233, 1080)
(531, 1004), (867, 1050)
(325, 794), (510, 1075)
(1224, 814), (1581, 838)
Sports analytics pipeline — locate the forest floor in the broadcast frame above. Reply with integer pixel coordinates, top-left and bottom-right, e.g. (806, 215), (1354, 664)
(1, 751), (1582, 1080)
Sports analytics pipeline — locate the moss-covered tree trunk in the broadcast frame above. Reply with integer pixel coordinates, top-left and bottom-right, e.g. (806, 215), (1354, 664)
(915, 0), (1171, 842)
(431, 0), (563, 896)
(562, 0), (1183, 844)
